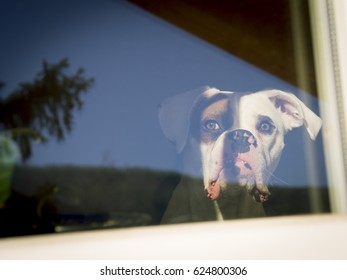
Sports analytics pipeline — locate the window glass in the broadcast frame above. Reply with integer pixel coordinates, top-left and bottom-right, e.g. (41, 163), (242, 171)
(0, 0), (329, 236)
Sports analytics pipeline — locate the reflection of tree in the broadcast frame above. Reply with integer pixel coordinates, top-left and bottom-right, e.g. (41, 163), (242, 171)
(0, 58), (94, 160)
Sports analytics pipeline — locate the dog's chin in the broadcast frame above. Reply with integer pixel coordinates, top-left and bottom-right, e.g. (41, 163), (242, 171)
(206, 160), (270, 203)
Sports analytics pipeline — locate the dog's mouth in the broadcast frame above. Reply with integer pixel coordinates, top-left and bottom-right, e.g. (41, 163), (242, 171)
(207, 180), (222, 200)
(206, 155), (270, 203)
(230, 157), (251, 167)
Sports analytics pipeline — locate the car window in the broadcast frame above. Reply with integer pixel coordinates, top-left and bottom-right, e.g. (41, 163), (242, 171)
(0, 0), (329, 236)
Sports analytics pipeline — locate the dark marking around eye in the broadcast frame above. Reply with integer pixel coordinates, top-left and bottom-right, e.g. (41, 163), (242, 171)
(199, 119), (224, 142)
(256, 116), (275, 135)
(203, 119), (222, 131)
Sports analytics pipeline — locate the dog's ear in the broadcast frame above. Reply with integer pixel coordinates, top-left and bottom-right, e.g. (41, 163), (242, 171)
(267, 90), (322, 140)
(158, 86), (221, 153)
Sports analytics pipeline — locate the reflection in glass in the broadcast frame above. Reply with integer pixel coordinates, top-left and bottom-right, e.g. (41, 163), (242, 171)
(0, 0), (329, 237)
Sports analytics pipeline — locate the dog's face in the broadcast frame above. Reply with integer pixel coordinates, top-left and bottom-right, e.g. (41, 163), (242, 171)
(159, 86), (322, 203)
(192, 93), (291, 202)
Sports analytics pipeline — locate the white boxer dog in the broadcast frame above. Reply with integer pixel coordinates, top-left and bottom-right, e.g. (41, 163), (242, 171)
(159, 86), (322, 223)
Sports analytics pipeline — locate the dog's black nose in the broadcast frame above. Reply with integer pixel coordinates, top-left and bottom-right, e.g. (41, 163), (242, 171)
(228, 129), (257, 153)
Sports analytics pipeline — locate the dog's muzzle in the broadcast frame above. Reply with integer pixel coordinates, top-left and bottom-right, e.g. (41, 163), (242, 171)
(228, 129), (257, 153)
(206, 129), (269, 203)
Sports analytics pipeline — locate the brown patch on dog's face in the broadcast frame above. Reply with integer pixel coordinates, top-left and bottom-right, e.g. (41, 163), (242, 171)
(191, 95), (234, 144)
(199, 98), (232, 143)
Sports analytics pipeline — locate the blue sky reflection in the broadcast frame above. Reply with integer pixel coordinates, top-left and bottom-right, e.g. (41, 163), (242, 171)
(0, 0), (326, 187)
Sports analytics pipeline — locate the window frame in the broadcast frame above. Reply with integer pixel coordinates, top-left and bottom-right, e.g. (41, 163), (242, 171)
(309, 0), (347, 213)
(1, 0), (347, 260)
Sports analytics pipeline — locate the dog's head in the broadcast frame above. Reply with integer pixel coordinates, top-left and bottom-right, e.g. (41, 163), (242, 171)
(159, 86), (322, 202)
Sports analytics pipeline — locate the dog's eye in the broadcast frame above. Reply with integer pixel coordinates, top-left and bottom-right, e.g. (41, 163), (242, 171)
(257, 119), (275, 134)
(203, 120), (221, 131)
